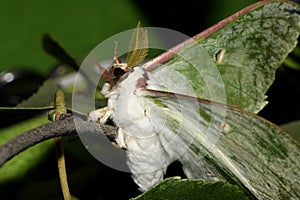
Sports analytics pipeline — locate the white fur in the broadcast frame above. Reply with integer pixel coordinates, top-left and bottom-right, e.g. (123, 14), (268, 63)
(88, 66), (200, 191)
(106, 67), (170, 191)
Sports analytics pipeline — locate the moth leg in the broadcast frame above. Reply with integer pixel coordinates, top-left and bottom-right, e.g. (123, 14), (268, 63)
(115, 128), (127, 150)
(87, 107), (113, 124)
(87, 108), (124, 149)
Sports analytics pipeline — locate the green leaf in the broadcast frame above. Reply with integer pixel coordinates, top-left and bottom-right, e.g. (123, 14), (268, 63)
(281, 120), (300, 142)
(42, 34), (79, 70)
(0, 78), (107, 116)
(147, 0), (300, 113)
(283, 44), (300, 70)
(1, 79), (56, 118)
(17, 79), (58, 108)
(0, 79), (57, 126)
(132, 177), (248, 200)
(0, 115), (52, 184)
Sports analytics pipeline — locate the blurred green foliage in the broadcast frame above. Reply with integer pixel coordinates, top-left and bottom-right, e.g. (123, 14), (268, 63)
(0, 0), (256, 75)
(0, 0), (146, 75)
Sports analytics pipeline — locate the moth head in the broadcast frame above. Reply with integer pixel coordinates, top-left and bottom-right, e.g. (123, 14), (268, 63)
(95, 59), (130, 87)
(109, 62), (129, 83)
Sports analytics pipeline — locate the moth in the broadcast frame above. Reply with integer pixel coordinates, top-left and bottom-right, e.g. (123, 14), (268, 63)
(87, 1), (300, 199)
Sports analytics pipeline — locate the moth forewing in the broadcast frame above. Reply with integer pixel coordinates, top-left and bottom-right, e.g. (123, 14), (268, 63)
(144, 90), (300, 199)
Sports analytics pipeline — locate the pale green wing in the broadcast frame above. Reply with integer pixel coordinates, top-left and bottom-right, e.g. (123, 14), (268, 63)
(144, 0), (300, 113)
(142, 90), (300, 200)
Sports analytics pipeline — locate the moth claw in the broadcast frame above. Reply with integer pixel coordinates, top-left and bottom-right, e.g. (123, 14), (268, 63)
(87, 107), (112, 124)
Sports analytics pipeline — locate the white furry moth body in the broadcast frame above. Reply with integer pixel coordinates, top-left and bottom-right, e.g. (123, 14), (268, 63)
(87, 22), (170, 191)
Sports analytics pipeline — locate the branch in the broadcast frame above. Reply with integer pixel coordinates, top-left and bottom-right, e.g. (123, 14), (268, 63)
(0, 115), (117, 167)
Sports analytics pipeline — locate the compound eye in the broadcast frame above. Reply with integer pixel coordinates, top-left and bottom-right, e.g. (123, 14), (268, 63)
(113, 67), (126, 79)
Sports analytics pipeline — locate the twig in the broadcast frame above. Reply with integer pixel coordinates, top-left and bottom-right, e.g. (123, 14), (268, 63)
(0, 115), (117, 167)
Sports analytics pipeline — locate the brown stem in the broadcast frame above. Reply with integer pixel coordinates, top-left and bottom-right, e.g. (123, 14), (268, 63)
(0, 115), (117, 167)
